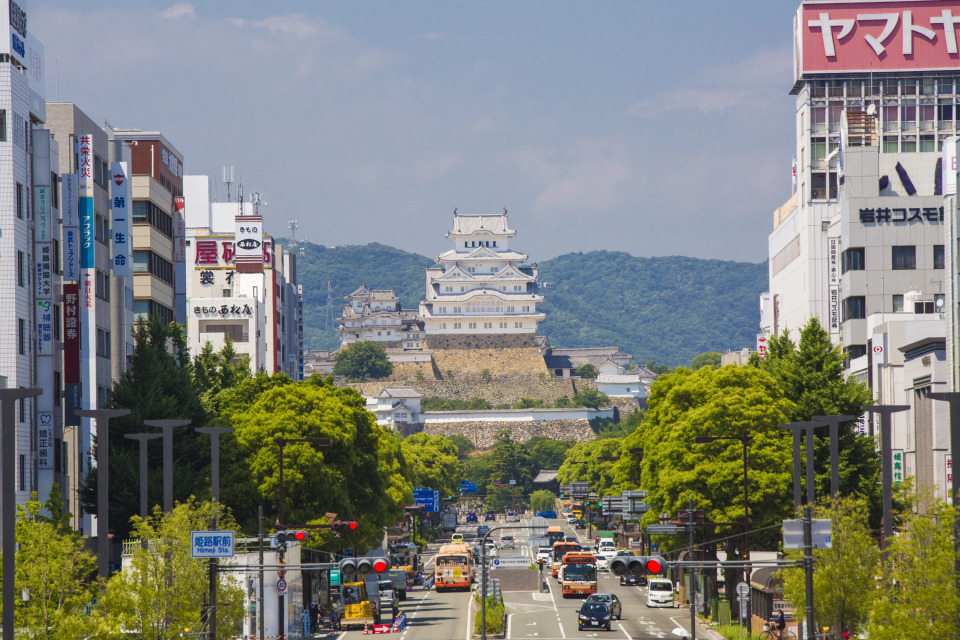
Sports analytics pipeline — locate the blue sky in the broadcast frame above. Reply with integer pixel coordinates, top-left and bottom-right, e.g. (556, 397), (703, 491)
(34, 1), (796, 263)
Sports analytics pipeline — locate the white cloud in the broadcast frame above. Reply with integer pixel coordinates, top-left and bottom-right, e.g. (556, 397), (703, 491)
(627, 47), (791, 119)
(161, 3), (195, 20)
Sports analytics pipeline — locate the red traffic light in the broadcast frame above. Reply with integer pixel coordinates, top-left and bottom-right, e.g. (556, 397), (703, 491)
(293, 530), (307, 541)
(371, 557), (389, 573)
(645, 557), (663, 574)
(348, 520), (358, 530)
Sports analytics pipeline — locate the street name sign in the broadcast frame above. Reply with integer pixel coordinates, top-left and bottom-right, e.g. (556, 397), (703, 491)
(190, 530), (235, 558)
(646, 524), (681, 535)
(782, 519), (832, 549)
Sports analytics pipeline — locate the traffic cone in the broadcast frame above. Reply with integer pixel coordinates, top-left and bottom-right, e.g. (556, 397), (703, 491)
(363, 621), (370, 635)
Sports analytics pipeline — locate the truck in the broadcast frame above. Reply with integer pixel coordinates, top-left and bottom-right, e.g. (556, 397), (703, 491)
(384, 569), (409, 601)
(388, 543), (420, 592)
(339, 580), (379, 630)
(442, 512), (458, 532)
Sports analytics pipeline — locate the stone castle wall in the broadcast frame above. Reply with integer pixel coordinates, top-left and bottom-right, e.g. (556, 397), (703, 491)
(431, 346), (548, 378)
(423, 419), (595, 448)
(425, 334), (540, 350)
(352, 376), (595, 406)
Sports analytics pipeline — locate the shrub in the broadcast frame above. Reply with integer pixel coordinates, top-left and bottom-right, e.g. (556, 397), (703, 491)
(473, 593), (505, 635)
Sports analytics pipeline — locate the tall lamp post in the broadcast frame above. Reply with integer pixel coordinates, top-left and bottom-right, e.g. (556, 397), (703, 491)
(811, 415), (856, 498)
(274, 437), (330, 526)
(144, 419), (193, 512)
(694, 435), (753, 633)
(77, 408), (131, 579)
(124, 433), (162, 519)
(861, 404), (909, 562)
(927, 392), (960, 631)
(1, 387), (41, 640)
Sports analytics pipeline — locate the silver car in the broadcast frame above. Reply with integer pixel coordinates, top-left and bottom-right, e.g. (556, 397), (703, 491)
(498, 535), (515, 550)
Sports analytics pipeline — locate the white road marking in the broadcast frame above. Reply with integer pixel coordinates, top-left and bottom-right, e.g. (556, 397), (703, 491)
(557, 622), (567, 639)
(616, 622), (631, 639)
(465, 590), (473, 640)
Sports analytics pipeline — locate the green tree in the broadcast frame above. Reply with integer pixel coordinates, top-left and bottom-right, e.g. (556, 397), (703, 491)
(333, 340), (393, 380)
(645, 360), (671, 375)
(752, 318), (880, 527)
(87, 500), (245, 640)
(868, 501), (959, 639)
(690, 351), (722, 369)
(401, 433), (461, 497)
(781, 496), (880, 639)
(529, 489), (558, 514)
(572, 387), (609, 409)
(487, 432), (535, 499)
(14, 488), (98, 640)
(525, 437), (574, 471)
(557, 438), (624, 498)
(631, 365), (794, 562)
(574, 364), (599, 379)
(82, 316), (208, 541)
(224, 374), (404, 549)
(514, 397), (546, 409)
(447, 434), (476, 460)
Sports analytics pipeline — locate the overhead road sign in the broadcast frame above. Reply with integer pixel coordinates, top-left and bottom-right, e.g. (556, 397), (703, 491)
(646, 525), (681, 535)
(460, 481), (478, 493)
(783, 519), (832, 549)
(191, 530), (235, 558)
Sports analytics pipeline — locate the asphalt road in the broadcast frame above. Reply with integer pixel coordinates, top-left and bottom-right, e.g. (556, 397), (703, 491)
(337, 517), (697, 640)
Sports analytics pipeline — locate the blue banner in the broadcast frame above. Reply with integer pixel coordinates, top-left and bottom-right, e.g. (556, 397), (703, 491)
(79, 196), (94, 269)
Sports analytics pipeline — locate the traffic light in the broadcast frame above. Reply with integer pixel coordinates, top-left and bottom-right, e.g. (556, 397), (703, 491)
(332, 520), (359, 535)
(274, 530), (307, 551)
(341, 555), (391, 577)
(610, 555), (666, 577)
(339, 557), (359, 578)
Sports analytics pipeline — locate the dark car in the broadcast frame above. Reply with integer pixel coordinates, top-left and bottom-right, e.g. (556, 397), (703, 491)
(466, 512), (478, 523)
(574, 519), (587, 530)
(535, 510), (557, 519)
(485, 511), (497, 521)
(577, 602), (613, 631)
(476, 525), (490, 537)
(585, 593), (622, 620)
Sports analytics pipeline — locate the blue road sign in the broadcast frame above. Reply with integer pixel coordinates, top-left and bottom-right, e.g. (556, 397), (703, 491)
(460, 481), (478, 493)
(414, 487), (440, 512)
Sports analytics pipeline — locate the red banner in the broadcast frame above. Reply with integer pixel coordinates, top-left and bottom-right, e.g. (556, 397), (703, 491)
(63, 283), (81, 384)
(800, 1), (960, 75)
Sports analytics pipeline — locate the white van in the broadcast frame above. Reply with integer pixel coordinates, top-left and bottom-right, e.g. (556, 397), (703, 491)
(647, 579), (675, 607)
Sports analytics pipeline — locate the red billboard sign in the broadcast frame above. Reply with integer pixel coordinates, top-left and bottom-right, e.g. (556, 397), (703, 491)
(63, 283), (81, 384)
(798, 1), (960, 76)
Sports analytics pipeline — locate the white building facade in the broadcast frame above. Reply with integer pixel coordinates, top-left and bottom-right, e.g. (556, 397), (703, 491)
(182, 175), (301, 378)
(419, 213), (545, 340)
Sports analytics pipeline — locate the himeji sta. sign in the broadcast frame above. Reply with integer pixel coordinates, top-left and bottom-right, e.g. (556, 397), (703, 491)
(799, 2), (960, 74)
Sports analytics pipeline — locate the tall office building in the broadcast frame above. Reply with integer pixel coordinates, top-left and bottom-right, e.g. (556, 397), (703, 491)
(0, 3), (65, 511)
(766, 0), (960, 504)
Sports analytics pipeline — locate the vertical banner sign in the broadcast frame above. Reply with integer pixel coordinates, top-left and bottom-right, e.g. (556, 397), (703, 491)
(946, 454), (953, 500)
(62, 284), (82, 427)
(38, 412), (54, 470)
(61, 174), (80, 281)
(174, 196), (186, 262)
(77, 134), (97, 536)
(944, 137), (958, 197)
(891, 450), (904, 485)
(828, 237), (840, 338)
(756, 334), (768, 359)
(35, 300), (53, 356)
(234, 215), (264, 273)
(110, 162), (131, 277)
(34, 186), (50, 241)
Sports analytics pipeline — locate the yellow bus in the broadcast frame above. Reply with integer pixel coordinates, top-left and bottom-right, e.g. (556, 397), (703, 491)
(551, 540), (582, 578)
(546, 526), (565, 547)
(560, 552), (597, 597)
(434, 543), (473, 592)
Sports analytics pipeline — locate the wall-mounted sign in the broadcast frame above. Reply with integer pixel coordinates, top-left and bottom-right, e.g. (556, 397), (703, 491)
(34, 185), (49, 242)
(193, 303), (254, 317)
(35, 243), (52, 300)
(892, 449), (904, 484)
(35, 300), (53, 356)
(235, 215), (264, 273)
(38, 412), (54, 470)
(194, 236), (274, 270)
(110, 162), (131, 277)
(859, 207), (942, 224)
(798, 2), (960, 77)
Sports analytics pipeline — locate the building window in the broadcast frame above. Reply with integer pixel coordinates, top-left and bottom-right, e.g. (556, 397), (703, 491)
(842, 296), (866, 321)
(453, 322), (461, 329)
(96, 270), (111, 301)
(17, 251), (25, 287)
(892, 295), (904, 313)
(54, 372), (61, 407)
(19, 455), (25, 491)
(468, 322), (476, 329)
(53, 239), (61, 275)
(0, 110), (5, 141)
(53, 304), (61, 340)
(16, 183), (24, 219)
(841, 247), (865, 273)
(96, 328), (111, 359)
(94, 214), (109, 245)
(132, 250), (174, 285)
(844, 345), (867, 360)
(132, 200), (173, 238)
(933, 245), (944, 269)
(892, 246), (916, 270)
(18, 318), (26, 355)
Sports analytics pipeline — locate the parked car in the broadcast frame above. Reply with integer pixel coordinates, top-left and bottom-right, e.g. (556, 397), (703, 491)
(585, 593), (622, 620)
(647, 578), (675, 608)
(535, 510), (557, 519)
(498, 535), (515, 550)
(577, 602), (613, 631)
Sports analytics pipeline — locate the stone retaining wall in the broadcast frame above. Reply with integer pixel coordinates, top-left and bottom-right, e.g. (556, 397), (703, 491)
(431, 347), (548, 377)
(352, 377), (595, 406)
(425, 334), (540, 350)
(423, 419), (595, 448)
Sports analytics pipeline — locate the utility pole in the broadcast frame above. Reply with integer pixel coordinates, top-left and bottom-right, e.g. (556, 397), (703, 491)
(258, 506), (265, 640)
(688, 499), (697, 640)
(861, 405), (909, 562)
(802, 506), (815, 640)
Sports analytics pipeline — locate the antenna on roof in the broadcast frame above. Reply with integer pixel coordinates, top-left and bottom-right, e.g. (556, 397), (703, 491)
(503, 207), (507, 215)
(222, 166), (235, 202)
(288, 219), (299, 246)
(250, 191), (266, 216)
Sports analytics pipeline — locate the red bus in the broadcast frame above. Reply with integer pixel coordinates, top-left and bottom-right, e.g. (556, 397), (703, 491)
(561, 552), (597, 597)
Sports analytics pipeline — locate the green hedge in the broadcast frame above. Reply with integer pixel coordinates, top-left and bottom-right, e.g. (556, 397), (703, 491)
(473, 593), (505, 636)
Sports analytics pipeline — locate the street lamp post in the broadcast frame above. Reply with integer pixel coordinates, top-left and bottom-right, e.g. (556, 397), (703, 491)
(926, 392), (960, 631)
(693, 435), (752, 633)
(861, 405), (909, 562)
(273, 437), (330, 526)
(778, 422), (823, 509)
(124, 433), (162, 519)
(0, 387), (41, 640)
(811, 415), (856, 498)
(77, 408), (131, 579)
(144, 419), (193, 512)
(196, 427), (233, 640)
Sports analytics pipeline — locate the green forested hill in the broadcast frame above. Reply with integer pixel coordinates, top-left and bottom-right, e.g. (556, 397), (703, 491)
(293, 241), (767, 366)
